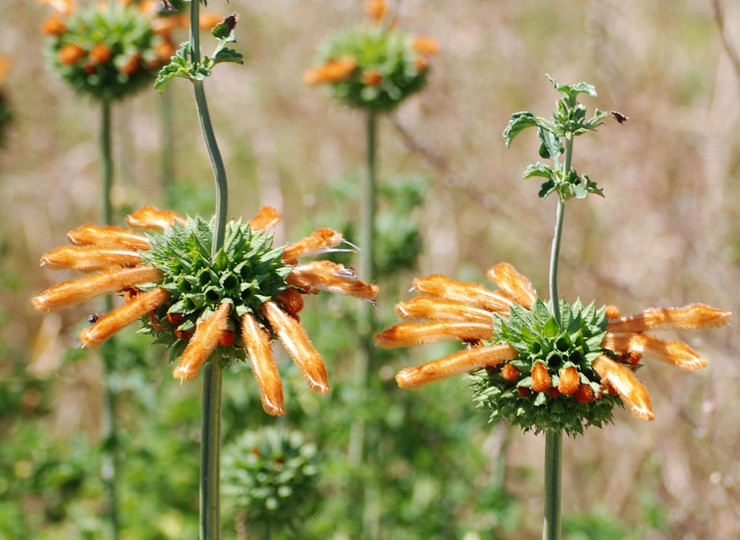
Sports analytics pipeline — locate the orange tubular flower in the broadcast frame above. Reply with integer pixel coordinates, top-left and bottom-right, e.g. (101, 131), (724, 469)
(363, 0), (387, 24)
(376, 262), (731, 430)
(32, 206), (377, 416)
(302, 57), (358, 86)
(411, 36), (440, 56)
(89, 42), (112, 64)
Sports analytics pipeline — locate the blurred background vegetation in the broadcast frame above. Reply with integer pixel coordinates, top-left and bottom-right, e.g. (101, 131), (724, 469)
(1, 0), (739, 538)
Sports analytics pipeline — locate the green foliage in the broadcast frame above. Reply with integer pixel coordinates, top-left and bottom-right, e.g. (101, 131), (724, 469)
(503, 76), (608, 200)
(44, 3), (169, 101)
(472, 299), (621, 436)
(222, 427), (319, 534)
(139, 216), (291, 364)
(310, 25), (431, 112)
(154, 19), (243, 91)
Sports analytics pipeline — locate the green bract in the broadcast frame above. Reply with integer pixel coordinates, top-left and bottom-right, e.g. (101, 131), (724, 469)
(471, 299), (621, 436)
(138, 216), (292, 363)
(503, 76), (608, 200)
(314, 25), (429, 111)
(222, 428), (319, 528)
(46, 3), (168, 101)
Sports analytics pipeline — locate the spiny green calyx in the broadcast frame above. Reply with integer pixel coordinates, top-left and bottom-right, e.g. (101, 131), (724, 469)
(472, 299), (621, 436)
(138, 216), (291, 361)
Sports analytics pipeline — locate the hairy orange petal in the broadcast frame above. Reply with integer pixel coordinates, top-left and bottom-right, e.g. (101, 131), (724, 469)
(80, 288), (170, 347)
(41, 245), (141, 272)
(557, 366), (580, 395)
(67, 224), (150, 250)
(173, 302), (231, 381)
(412, 274), (513, 313)
(607, 304), (731, 333)
(287, 260), (378, 301)
(486, 262), (537, 309)
(248, 206), (281, 231)
(241, 312), (285, 416)
(603, 333), (707, 371)
(303, 57), (358, 85)
(396, 344), (517, 389)
(261, 301), (330, 393)
(282, 229), (344, 265)
(411, 36), (440, 55)
(125, 206), (186, 230)
(394, 296), (493, 324)
(32, 266), (163, 312)
(374, 321), (494, 349)
(592, 355), (654, 420)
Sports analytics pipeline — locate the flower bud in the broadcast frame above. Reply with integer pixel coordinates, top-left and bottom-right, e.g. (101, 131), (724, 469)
(501, 363), (520, 381)
(557, 366), (580, 395)
(531, 363), (551, 392)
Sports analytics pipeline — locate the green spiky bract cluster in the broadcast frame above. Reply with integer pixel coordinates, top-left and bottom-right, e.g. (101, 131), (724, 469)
(46, 3), (169, 101)
(471, 299), (621, 436)
(314, 25), (430, 112)
(138, 216), (292, 364)
(222, 428), (319, 530)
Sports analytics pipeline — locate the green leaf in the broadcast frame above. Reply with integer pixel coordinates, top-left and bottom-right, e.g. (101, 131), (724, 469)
(523, 162), (555, 181)
(538, 128), (563, 161)
(212, 47), (244, 66)
(503, 112), (539, 147)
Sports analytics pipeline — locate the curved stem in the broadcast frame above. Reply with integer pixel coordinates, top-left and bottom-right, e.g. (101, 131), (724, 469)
(189, 3), (226, 539)
(542, 431), (562, 540)
(101, 98), (113, 226)
(193, 79), (229, 253)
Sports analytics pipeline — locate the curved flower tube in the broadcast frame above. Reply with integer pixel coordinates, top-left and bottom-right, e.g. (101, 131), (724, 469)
(33, 206), (378, 416)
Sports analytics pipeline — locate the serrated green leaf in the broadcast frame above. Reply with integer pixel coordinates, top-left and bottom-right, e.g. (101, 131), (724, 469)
(212, 47), (244, 66)
(538, 128), (563, 161)
(523, 162), (555, 181)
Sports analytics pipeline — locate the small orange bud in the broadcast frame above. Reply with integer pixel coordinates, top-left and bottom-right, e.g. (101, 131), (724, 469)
(276, 288), (304, 318)
(501, 363), (520, 381)
(89, 43), (111, 64)
(59, 43), (85, 65)
(174, 329), (192, 340)
(557, 366), (580, 395)
(167, 312), (184, 325)
(574, 383), (595, 404)
(517, 387), (531, 397)
(119, 54), (141, 76)
(42, 14), (67, 36)
(531, 363), (551, 392)
(414, 55), (429, 71)
(362, 69), (382, 86)
(604, 305), (621, 319)
(363, 0), (387, 23)
(219, 330), (235, 347)
(548, 388), (561, 398)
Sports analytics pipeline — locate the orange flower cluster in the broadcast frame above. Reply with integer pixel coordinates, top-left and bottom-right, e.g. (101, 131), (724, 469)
(376, 262), (730, 421)
(33, 207), (378, 416)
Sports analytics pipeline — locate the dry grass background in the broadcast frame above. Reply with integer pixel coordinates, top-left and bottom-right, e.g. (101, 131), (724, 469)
(1, 0), (739, 538)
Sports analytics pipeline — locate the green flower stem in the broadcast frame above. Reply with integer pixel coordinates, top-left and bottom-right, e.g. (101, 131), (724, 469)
(100, 95), (120, 540)
(542, 133), (573, 540)
(543, 431), (562, 540)
(161, 90), (175, 203)
(347, 110), (377, 533)
(189, 2), (226, 538)
(200, 362), (223, 540)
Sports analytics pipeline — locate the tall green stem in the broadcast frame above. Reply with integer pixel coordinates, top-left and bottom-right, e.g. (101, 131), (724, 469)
(542, 431), (562, 540)
(189, 2), (227, 538)
(100, 96), (120, 540)
(347, 110), (377, 535)
(542, 133), (573, 540)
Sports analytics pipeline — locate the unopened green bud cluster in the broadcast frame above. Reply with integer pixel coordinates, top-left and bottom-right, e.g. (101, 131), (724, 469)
(223, 428), (319, 526)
